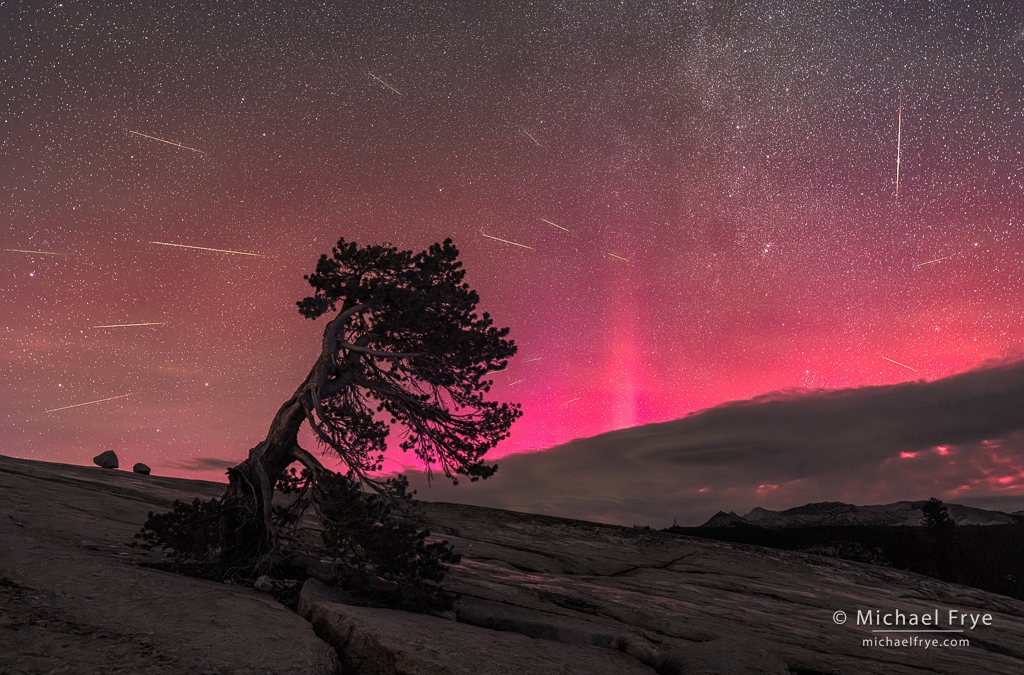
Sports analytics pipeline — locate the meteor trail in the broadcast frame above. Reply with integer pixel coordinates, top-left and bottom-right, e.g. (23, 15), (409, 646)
(520, 129), (542, 147)
(523, 357), (542, 363)
(540, 218), (570, 232)
(4, 248), (66, 256)
(368, 72), (401, 96)
(914, 256), (950, 268)
(92, 322), (166, 328)
(127, 130), (207, 155)
(606, 252), (628, 262)
(558, 396), (582, 407)
(45, 393), (133, 413)
(149, 241), (264, 256)
(508, 379), (526, 386)
(880, 355), (918, 373)
(894, 91), (903, 210)
(481, 233), (534, 250)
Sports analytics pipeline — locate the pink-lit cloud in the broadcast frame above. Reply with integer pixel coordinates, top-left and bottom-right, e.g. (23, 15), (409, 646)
(408, 358), (1024, 526)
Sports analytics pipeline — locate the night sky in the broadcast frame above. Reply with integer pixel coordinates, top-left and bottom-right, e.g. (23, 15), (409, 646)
(4, 1), (1024, 520)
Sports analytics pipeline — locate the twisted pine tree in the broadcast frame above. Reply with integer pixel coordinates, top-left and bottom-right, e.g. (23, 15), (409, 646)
(140, 238), (521, 608)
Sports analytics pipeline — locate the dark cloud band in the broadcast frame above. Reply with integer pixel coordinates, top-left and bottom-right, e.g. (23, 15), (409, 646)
(408, 359), (1024, 526)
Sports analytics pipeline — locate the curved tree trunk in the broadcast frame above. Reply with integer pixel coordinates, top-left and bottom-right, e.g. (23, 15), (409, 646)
(220, 314), (349, 537)
(239, 396), (306, 485)
(221, 359), (321, 535)
(219, 304), (369, 540)
(221, 397), (305, 538)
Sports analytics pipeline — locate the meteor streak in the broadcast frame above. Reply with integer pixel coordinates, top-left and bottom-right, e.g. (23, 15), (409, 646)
(4, 248), (65, 256)
(606, 252), (628, 262)
(558, 396), (582, 407)
(368, 72), (401, 96)
(894, 91), (903, 210)
(92, 322), (166, 328)
(914, 256), (950, 268)
(540, 218), (570, 232)
(45, 393), (133, 413)
(127, 130), (207, 155)
(507, 379), (526, 386)
(481, 233), (534, 250)
(523, 357), (542, 363)
(149, 241), (264, 256)
(880, 355), (918, 373)
(520, 129), (542, 147)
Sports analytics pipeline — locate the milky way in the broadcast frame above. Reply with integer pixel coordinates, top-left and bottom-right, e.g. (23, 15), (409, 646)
(3, 2), (1023, 492)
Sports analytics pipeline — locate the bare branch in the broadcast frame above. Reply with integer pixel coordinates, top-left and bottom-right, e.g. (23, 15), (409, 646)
(291, 444), (328, 475)
(340, 340), (425, 360)
(321, 302), (370, 355)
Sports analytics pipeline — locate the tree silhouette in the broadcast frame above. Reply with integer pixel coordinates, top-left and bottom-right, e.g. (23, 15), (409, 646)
(922, 497), (954, 529)
(140, 238), (521, 607)
(920, 497), (956, 581)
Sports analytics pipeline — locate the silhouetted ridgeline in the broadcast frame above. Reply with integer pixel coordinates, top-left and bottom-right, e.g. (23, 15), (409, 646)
(666, 521), (1024, 602)
(699, 500), (1022, 528)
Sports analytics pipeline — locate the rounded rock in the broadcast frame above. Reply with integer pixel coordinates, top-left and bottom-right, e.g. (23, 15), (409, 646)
(92, 450), (119, 469)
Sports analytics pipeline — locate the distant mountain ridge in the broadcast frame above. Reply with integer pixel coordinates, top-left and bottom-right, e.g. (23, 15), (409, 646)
(701, 500), (1023, 528)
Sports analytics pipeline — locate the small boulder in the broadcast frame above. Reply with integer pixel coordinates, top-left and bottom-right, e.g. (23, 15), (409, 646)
(132, 463), (151, 475)
(254, 575), (274, 592)
(92, 450), (118, 469)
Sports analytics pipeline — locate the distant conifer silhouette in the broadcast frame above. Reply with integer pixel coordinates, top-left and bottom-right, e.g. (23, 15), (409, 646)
(922, 497), (954, 528)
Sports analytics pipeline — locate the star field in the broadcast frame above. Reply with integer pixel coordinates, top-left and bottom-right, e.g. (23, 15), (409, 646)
(3, 1), (1024, 493)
